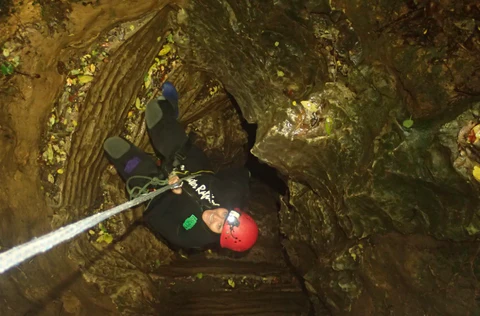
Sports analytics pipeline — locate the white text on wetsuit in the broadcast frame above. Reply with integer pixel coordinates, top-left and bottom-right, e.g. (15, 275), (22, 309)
(185, 178), (220, 206)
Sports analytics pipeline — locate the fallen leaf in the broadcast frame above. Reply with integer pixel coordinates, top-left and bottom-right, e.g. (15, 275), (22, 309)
(88, 230), (95, 235)
(129, 25), (135, 31)
(157, 36), (162, 42)
(325, 117), (333, 135)
(196, 273), (203, 279)
(47, 173), (55, 183)
(300, 100), (319, 112)
(473, 166), (480, 181)
(292, 101), (297, 106)
(49, 114), (56, 126)
(403, 118), (414, 128)
(167, 33), (174, 43)
(158, 45), (172, 56)
(78, 75), (94, 84)
(89, 64), (96, 73)
(227, 279), (235, 288)
(96, 233), (113, 244)
(274, 41), (279, 47)
(135, 98), (142, 110)
(57, 168), (64, 174)
(277, 70), (285, 77)
(47, 144), (54, 163)
(144, 75), (151, 89)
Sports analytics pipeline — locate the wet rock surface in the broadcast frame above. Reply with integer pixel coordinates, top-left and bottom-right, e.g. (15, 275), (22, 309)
(0, 0), (479, 315)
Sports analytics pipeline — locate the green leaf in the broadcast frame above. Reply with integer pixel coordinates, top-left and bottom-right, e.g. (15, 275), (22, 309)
(99, 223), (107, 233)
(195, 273), (203, 279)
(227, 278), (235, 288)
(1, 62), (14, 75)
(403, 118), (414, 128)
(166, 33), (174, 43)
(96, 233), (113, 244)
(325, 117), (333, 135)
(277, 70), (284, 77)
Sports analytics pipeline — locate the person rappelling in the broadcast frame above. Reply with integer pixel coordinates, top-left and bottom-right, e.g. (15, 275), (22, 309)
(103, 82), (259, 252)
(0, 82), (259, 274)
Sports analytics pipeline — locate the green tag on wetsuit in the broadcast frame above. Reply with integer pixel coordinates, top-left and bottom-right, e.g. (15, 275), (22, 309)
(183, 214), (198, 230)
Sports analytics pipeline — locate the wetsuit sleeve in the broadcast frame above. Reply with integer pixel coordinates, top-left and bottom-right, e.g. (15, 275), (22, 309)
(143, 193), (219, 249)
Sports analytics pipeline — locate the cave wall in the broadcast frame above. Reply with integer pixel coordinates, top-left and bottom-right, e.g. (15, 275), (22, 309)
(176, 0), (480, 314)
(0, 0), (479, 315)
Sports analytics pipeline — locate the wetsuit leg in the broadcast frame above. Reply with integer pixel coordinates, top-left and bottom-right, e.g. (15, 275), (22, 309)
(146, 97), (212, 173)
(145, 97), (188, 160)
(103, 136), (162, 186)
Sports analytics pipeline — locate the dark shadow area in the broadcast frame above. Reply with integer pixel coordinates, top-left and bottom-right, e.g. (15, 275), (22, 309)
(226, 92), (288, 196)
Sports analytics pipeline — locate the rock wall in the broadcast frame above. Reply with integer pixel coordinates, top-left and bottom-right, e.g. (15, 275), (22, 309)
(178, 0), (480, 314)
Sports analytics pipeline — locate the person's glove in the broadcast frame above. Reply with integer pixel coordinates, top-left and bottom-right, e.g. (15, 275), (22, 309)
(168, 174), (183, 195)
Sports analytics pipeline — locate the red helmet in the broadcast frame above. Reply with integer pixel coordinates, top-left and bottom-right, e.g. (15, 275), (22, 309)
(220, 209), (258, 252)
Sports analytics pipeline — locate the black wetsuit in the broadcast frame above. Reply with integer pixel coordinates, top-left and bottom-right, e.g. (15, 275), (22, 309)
(143, 166), (250, 249)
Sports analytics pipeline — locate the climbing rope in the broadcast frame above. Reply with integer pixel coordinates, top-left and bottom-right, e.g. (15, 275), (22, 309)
(0, 174), (199, 274)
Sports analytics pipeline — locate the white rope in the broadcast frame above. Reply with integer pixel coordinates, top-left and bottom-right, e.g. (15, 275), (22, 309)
(0, 176), (195, 274)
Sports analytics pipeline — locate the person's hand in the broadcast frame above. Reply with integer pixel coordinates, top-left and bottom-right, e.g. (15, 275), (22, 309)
(168, 175), (182, 195)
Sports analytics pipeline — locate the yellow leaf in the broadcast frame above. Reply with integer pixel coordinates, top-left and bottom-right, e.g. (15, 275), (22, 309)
(277, 70), (285, 77)
(274, 41), (279, 47)
(156, 36), (162, 42)
(473, 166), (480, 181)
(158, 45), (172, 56)
(88, 230), (95, 235)
(49, 114), (56, 126)
(144, 76), (151, 89)
(90, 64), (96, 73)
(72, 120), (78, 127)
(78, 75), (94, 84)
(47, 173), (55, 183)
(227, 279), (235, 288)
(57, 168), (64, 174)
(300, 100), (319, 112)
(135, 98), (142, 110)
(292, 101), (297, 106)
(129, 25), (135, 31)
